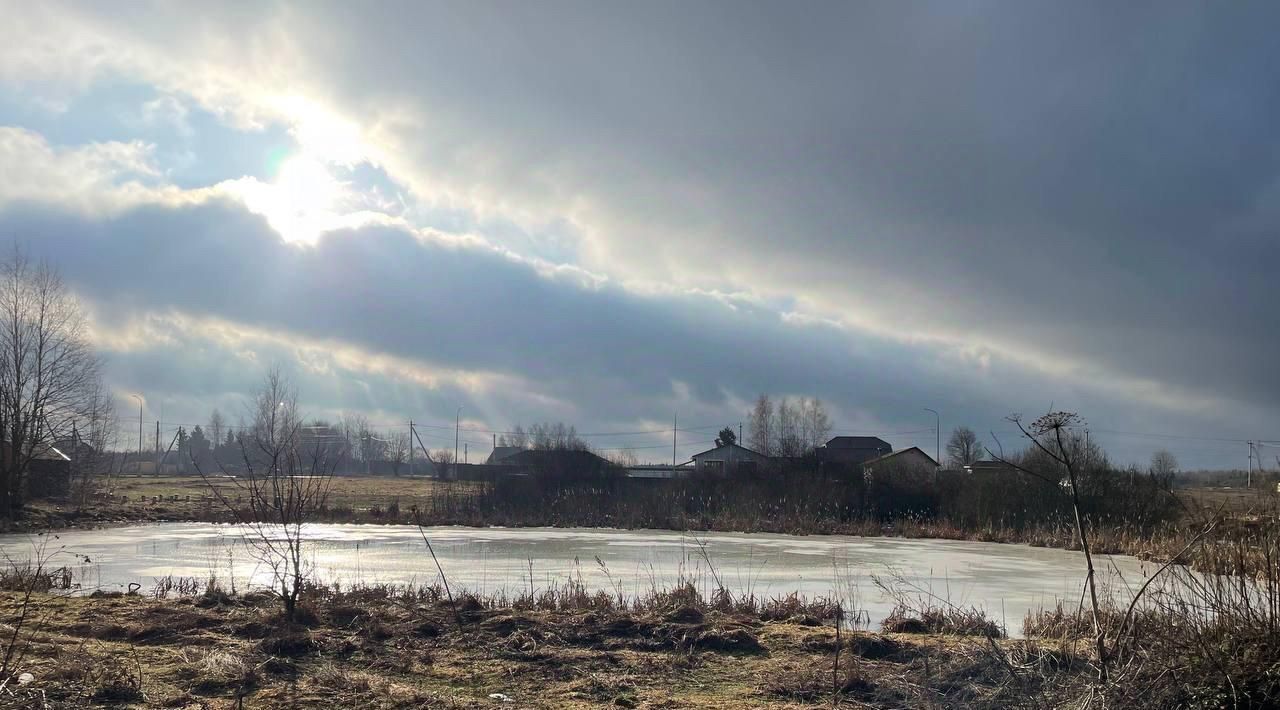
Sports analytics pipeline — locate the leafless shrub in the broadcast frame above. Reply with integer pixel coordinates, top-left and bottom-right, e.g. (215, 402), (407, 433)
(150, 575), (200, 599)
(195, 368), (338, 622)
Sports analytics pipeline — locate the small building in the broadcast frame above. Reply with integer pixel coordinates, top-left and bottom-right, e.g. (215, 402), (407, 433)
(819, 436), (893, 467)
(862, 447), (939, 475)
(298, 424), (347, 465)
(25, 444), (72, 499)
(690, 443), (771, 476)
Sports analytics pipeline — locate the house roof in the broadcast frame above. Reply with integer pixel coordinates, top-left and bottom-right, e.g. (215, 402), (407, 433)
(501, 448), (612, 467)
(486, 446), (524, 464)
(690, 442), (769, 460)
(967, 459), (1017, 471)
(863, 446), (938, 468)
(824, 436), (892, 450)
(35, 445), (71, 462)
(860, 447), (942, 470)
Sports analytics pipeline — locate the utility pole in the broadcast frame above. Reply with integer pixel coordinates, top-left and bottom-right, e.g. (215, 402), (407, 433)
(454, 406), (462, 480)
(738, 422), (743, 444)
(408, 421), (413, 477)
(672, 413), (678, 468)
(411, 425), (434, 477)
(923, 408), (940, 468)
(464, 443), (468, 464)
(131, 394), (143, 475)
(154, 420), (161, 477)
(1248, 442), (1254, 488)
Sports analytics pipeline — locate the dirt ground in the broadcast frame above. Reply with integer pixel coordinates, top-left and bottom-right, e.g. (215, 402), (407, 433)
(0, 587), (1050, 709)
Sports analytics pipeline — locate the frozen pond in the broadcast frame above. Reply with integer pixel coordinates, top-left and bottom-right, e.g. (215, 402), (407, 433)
(0, 523), (1161, 635)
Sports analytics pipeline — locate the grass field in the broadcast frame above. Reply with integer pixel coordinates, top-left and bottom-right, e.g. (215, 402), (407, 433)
(30, 475), (478, 527)
(111, 474), (453, 507)
(95, 476), (1278, 522)
(1175, 484), (1277, 515)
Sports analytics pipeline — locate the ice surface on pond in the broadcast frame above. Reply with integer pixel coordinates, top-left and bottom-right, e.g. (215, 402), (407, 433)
(0, 523), (1161, 636)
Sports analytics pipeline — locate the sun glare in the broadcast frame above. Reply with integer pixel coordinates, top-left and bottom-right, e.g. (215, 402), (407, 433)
(236, 155), (343, 244)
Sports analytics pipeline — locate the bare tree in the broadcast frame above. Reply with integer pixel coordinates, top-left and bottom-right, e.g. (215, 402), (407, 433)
(386, 430), (410, 475)
(527, 422), (586, 451)
(432, 448), (456, 467)
(207, 409), (225, 453)
(799, 397), (832, 452)
(497, 425), (529, 449)
(945, 426), (983, 467)
(338, 413), (389, 472)
(0, 249), (101, 519)
(69, 377), (119, 510)
(606, 448), (639, 467)
(747, 394), (774, 456)
(1150, 449), (1178, 478)
(775, 397), (803, 458)
(195, 369), (337, 622)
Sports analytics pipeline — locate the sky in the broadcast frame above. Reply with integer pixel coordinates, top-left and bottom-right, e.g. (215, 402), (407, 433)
(0, 1), (1275, 469)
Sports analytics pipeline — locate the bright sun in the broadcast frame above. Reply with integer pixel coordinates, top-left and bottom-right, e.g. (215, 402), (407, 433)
(224, 99), (375, 244)
(237, 155), (343, 244)
(271, 156), (342, 243)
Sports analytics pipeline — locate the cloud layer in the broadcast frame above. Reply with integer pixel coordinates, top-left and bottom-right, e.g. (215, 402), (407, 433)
(1, 1), (1276, 467)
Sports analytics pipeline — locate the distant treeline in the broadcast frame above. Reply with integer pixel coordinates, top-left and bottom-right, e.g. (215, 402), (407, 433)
(415, 444), (1180, 536)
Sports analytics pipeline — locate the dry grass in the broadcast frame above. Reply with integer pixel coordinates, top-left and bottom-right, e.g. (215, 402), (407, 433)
(1021, 530), (1280, 708)
(881, 604), (1005, 638)
(0, 579), (1037, 708)
(0, 558), (1274, 709)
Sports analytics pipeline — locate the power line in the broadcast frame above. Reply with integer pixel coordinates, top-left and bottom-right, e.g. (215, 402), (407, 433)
(122, 416), (1278, 454)
(1086, 428), (1263, 444)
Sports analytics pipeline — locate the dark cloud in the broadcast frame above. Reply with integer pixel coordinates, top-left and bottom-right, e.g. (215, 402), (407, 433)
(260, 1), (1280, 410)
(6, 197), (1270, 467)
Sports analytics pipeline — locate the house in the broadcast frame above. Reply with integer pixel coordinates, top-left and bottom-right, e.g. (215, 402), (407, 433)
(690, 443), (771, 475)
(861, 447), (938, 475)
(485, 448), (617, 479)
(297, 424), (347, 465)
(819, 436), (893, 467)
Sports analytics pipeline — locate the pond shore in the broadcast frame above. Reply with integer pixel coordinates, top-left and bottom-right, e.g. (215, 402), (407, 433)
(5, 566), (1270, 709)
(0, 581), (1105, 709)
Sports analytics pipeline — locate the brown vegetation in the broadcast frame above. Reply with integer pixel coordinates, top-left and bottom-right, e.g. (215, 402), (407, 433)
(0, 575), (1214, 709)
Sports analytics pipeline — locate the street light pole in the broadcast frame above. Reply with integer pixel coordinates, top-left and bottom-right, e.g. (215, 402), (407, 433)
(923, 408), (940, 467)
(131, 394), (144, 475)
